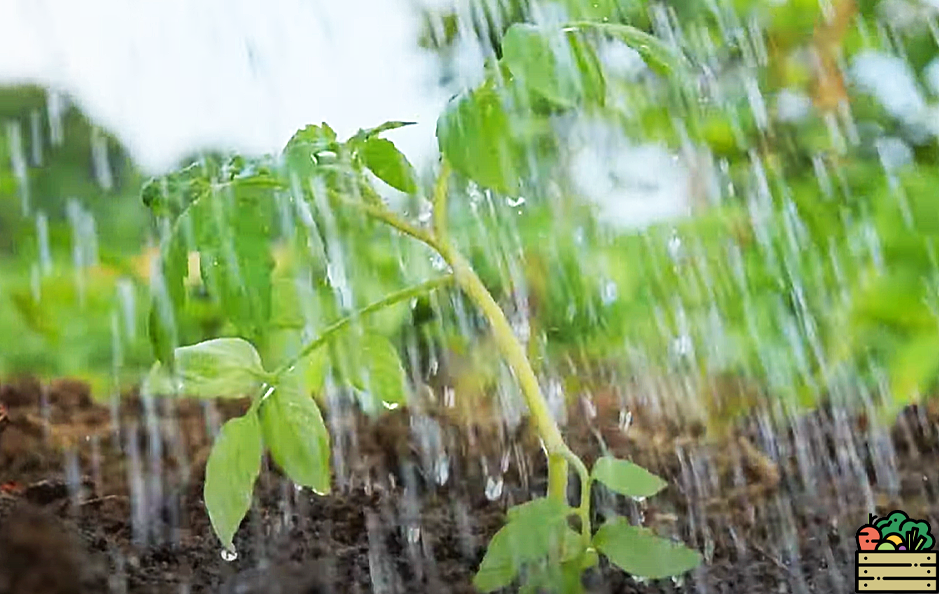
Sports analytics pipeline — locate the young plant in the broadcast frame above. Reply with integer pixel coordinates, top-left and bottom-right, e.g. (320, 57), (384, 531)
(141, 18), (701, 594)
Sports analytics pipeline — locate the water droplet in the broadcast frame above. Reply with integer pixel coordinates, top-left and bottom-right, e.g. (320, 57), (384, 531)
(484, 475), (504, 501)
(434, 454), (450, 486)
(406, 525), (421, 544)
(220, 548), (238, 562)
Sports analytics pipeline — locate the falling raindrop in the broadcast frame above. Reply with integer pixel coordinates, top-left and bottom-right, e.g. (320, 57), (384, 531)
(434, 454), (449, 486)
(406, 525), (421, 544)
(484, 475), (504, 501)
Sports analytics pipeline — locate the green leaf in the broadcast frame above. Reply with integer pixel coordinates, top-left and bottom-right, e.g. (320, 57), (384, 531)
(563, 22), (683, 78)
(591, 456), (668, 498)
(148, 214), (193, 365)
(358, 137), (418, 194)
(506, 496), (571, 524)
(259, 383), (331, 494)
(593, 518), (701, 579)
(353, 120), (417, 141)
(197, 180), (277, 338)
(148, 170), (278, 348)
(144, 337), (266, 399)
(436, 82), (524, 195)
(350, 332), (410, 411)
(285, 123), (338, 155)
(473, 498), (576, 592)
(519, 559), (586, 594)
(502, 24), (584, 107)
(283, 123), (341, 181)
(141, 160), (213, 219)
(204, 412), (263, 551)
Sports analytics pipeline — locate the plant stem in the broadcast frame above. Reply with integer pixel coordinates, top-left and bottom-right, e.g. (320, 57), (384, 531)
(353, 167), (580, 504)
(439, 244), (569, 500)
(562, 446), (593, 541)
(345, 192), (440, 249)
(272, 275), (453, 379)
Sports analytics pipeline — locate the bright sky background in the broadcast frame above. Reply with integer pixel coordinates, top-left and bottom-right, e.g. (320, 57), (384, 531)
(0, 0), (451, 175)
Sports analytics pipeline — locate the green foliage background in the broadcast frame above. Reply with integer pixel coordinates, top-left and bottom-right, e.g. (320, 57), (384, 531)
(3, 0), (939, 426)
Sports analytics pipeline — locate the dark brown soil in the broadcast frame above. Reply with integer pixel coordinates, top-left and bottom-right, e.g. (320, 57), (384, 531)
(1, 375), (939, 593)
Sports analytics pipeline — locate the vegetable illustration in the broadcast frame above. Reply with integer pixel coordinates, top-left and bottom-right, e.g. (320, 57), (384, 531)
(857, 514), (881, 551)
(900, 520), (935, 551)
(876, 542), (897, 551)
(875, 510), (910, 538)
(883, 534), (904, 547)
(858, 512), (935, 552)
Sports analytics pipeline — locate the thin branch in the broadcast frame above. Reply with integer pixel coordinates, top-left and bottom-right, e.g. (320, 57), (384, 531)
(272, 275), (454, 379)
(344, 197), (440, 250)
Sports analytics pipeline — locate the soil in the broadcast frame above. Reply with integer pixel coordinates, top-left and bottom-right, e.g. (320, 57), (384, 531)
(1, 375), (939, 594)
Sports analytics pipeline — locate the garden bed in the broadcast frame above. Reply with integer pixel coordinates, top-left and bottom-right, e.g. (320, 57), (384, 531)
(2, 376), (939, 593)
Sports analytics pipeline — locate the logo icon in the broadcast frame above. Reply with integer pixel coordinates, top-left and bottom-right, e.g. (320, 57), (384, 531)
(856, 511), (936, 592)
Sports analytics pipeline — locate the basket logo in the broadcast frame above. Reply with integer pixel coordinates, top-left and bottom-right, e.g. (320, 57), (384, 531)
(856, 511), (936, 592)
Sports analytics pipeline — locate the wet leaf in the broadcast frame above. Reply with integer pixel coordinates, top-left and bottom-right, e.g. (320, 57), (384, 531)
(502, 24), (585, 107)
(204, 412), (263, 552)
(144, 338), (267, 399)
(474, 498), (575, 592)
(283, 123), (341, 181)
(284, 123), (338, 155)
(593, 518), (702, 579)
(353, 120), (417, 141)
(194, 181), (276, 338)
(358, 137), (418, 194)
(520, 559), (586, 594)
(141, 160), (213, 219)
(591, 456), (668, 498)
(351, 333), (410, 410)
(259, 383), (331, 494)
(436, 82), (524, 195)
(563, 22), (683, 77)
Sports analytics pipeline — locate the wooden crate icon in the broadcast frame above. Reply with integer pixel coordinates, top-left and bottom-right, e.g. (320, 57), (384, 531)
(857, 552), (938, 592)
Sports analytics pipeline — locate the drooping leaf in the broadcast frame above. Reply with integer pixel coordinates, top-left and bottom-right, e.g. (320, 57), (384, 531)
(259, 383), (331, 494)
(436, 82), (524, 195)
(358, 137), (418, 194)
(144, 337), (267, 399)
(593, 518), (702, 579)
(591, 456), (668, 499)
(204, 412), (263, 552)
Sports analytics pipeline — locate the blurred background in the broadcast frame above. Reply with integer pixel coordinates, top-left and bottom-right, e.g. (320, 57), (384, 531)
(3, 0), (939, 427)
